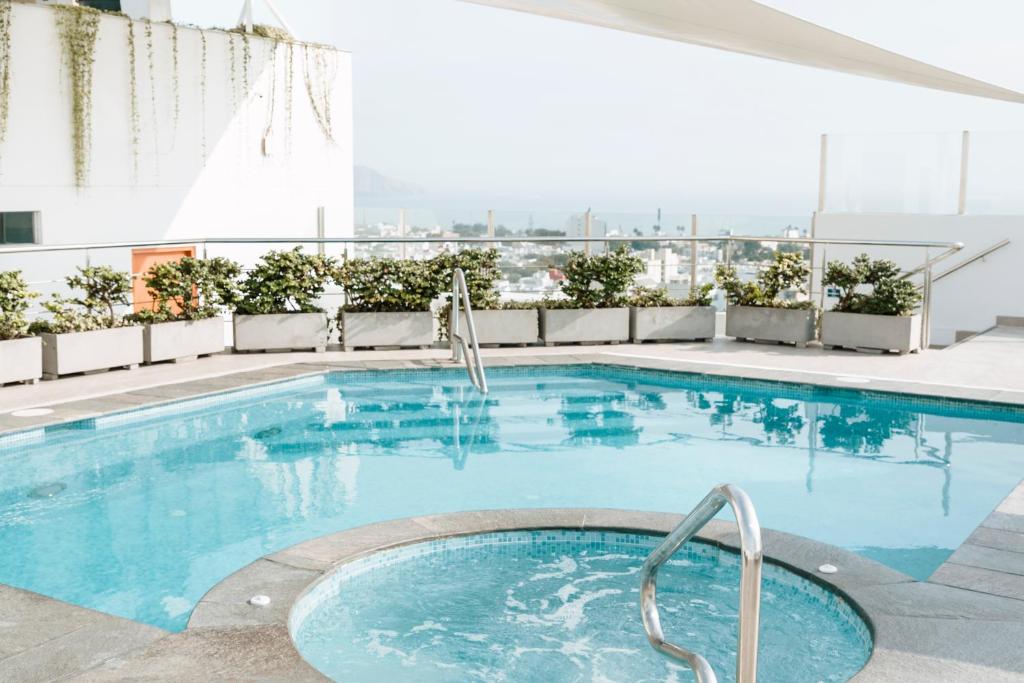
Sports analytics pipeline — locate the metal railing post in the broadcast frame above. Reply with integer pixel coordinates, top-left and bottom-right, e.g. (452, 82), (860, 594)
(690, 214), (698, 292)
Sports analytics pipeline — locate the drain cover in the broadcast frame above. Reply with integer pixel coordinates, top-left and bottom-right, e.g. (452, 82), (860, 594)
(11, 408), (55, 418)
(28, 483), (67, 499)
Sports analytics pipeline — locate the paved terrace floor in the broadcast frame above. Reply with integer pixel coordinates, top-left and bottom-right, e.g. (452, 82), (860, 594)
(1, 330), (1023, 681)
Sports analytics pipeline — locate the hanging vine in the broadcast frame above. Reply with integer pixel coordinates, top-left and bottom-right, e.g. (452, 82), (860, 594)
(126, 18), (140, 178)
(262, 40), (278, 156)
(240, 31), (251, 96)
(303, 45), (336, 142)
(170, 21), (180, 132)
(0, 0), (13, 148)
(284, 42), (294, 150)
(199, 30), (208, 160)
(143, 18), (158, 161)
(228, 32), (238, 112)
(54, 5), (101, 187)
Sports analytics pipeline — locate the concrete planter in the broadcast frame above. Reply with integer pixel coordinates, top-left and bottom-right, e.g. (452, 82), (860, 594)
(457, 309), (539, 346)
(341, 311), (433, 351)
(726, 305), (817, 347)
(144, 317), (225, 364)
(233, 313), (328, 353)
(0, 337), (42, 385)
(630, 306), (715, 342)
(40, 327), (143, 380)
(822, 311), (922, 354)
(539, 308), (630, 345)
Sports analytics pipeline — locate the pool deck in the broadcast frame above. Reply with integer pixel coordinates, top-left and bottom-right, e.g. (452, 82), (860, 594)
(1, 339), (1023, 681)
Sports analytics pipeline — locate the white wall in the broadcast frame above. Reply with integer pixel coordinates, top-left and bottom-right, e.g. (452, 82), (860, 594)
(814, 213), (1023, 346)
(0, 3), (353, 297)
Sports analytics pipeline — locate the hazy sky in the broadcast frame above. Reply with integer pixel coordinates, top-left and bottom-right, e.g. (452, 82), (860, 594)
(172, 0), (1024, 214)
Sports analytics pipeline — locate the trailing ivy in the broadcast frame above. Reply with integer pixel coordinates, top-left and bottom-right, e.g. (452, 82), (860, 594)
(241, 31), (251, 94)
(303, 45), (335, 141)
(54, 5), (101, 187)
(284, 42), (294, 149)
(170, 21), (180, 132)
(228, 32), (238, 112)
(143, 18), (158, 161)
(199, 30), (207, 159)
(0, 0), (12, 149)
(125, 18), (140, 178)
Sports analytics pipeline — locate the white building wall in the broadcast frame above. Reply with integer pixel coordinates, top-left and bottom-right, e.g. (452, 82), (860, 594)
(0, 3), (353, 295)
(814, 213), (1023, 347)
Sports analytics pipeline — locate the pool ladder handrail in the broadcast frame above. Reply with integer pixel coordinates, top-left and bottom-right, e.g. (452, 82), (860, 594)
(640, 484), (763, 683)
(450, 268), (488, 394)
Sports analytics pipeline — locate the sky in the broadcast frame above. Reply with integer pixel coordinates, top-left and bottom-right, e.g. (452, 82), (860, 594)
(171, 0), (1024, 215)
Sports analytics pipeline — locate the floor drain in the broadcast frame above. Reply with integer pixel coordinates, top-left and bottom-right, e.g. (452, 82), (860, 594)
(818, 564), (838, 574)
(28, 483), (67, 499)
(11, 408), (55, 418)
(249, 595), (272, 607)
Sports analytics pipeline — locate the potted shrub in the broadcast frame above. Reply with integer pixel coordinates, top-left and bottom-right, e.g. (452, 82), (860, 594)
(629, 284), (716, 343)
(540, 246), (643, 345)
(821, 254), (923, 354)
(716, 252), (817, 347)
(0, 270), (43, 385)
(29, 266), (143, 380)
(335, 256), (444, 351)
(233, 248), (335, 353)
(130, 257), (242, 364)
(437, 248), (539, 347)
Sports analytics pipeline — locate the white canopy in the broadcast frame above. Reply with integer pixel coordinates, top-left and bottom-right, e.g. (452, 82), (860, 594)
(462, 0), (1024, 103)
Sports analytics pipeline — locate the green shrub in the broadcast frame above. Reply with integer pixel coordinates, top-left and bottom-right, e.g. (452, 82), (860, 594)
(0, 271), (39, 341)
(628, 284), (713, 308)
(237, 248), (336, 315)
(335, 256), (446, 314)
(559, 246), (644, 308)
(823, 253), (920, 316)
(130, 257), (242, 323)
(435, 248), (503, 339)
(715, 252), (811, 309)
(29, 265), (133, 334)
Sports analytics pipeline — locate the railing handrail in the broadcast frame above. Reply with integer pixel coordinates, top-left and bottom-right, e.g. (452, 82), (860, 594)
(932, 238), (1010, 284)
(450, 268), (488, 394)
(0, 234), (965, 255)
(640, 484), (763, 683)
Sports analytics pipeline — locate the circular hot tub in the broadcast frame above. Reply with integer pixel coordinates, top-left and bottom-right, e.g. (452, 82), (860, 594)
(289, 530), (872, 682)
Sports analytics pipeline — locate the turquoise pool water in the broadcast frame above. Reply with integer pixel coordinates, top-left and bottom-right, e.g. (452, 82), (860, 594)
(1, 365), (1023, 632)
(291, 531), (872, 683)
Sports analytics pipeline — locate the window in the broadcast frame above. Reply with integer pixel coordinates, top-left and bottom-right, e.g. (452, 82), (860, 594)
(0, 212), (36, 244)
(78, 0), (122, 11)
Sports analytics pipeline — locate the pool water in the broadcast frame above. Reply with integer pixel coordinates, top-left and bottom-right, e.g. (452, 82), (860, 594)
(291, 530), (872, 683)
(1, 365), (1023, 631)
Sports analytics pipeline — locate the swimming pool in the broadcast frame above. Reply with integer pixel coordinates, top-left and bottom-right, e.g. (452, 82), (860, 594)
(290, 530), (872, 682)
(1, 364), (1022, 631)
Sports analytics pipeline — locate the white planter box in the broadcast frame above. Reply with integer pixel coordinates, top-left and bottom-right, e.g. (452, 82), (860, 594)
(341, 311), (433, 351)
(822, 312), (922, 354)
(0, 337), (42, 385)
(539, 308), (630, 345)
(233, 313), (328, 353)
(457, 309), (539, 346)
(630, 306), (715, 342)
(726, 306), (817, 346)
(40, 327), (143, 380)
(144, 317), (225, 364)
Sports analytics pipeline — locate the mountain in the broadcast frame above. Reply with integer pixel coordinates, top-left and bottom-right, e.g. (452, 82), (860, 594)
(354, 166), (425, 199)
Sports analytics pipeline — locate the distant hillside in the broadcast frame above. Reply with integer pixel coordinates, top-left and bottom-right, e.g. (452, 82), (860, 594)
(354, 166), (425, 198)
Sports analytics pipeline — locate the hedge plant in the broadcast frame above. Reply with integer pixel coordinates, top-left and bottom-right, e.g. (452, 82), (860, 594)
(130, 257), (242, 323)
(0, 270), (38, 341)
(715, 252), (812, 309)
(557, 246), (644, 309)
(29, 266), (134, 334)
(335, 256), (446, 313)
(628, 284), (713, 308)
(823, 253), (921, 317)
(236, 248), (336, 315)
(435, 248), (509, 339)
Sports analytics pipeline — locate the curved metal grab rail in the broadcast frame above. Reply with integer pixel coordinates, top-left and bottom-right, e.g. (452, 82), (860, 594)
(640, 484), (763, 683)
(450, 268), (488, 394)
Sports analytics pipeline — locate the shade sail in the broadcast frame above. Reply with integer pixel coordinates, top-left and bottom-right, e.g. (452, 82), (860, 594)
(462, 0), (1024, 103)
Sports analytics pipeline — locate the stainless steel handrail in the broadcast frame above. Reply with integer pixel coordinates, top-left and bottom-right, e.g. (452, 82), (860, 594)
(450, 268), (488, 394)
(932, 238), (1010, 284)
(640, 484), (763, 683)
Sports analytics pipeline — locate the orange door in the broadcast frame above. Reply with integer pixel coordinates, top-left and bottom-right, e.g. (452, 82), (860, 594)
(132, 246), (196, 313)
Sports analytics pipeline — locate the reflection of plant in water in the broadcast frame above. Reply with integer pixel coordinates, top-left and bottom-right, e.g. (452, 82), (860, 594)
(558, 393), (641, 449)
(819, 405), (915, 455)
(755, 399), (804, 445)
